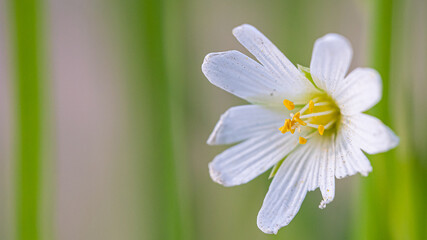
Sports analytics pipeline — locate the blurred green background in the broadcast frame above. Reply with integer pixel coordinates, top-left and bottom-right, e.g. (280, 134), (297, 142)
(1, 0), (426, 239)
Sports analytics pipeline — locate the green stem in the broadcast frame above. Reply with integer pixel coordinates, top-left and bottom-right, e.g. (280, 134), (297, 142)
(357, 0), (394, 239)
(124, 0), (186, 239)
(163, 0), (194, 238)
(10, 0), (44, 239)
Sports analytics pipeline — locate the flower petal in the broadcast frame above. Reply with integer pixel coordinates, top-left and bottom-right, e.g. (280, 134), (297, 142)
(335, 121), (373, 179)
(209, 131), (298, 187)
(290, 134), (335, 209)
(207, 105), (287, 145)
(310, 33), (353, 94)
(257, 139), (321, 234)
(306, 139), (321, 192)
(202, 50), (288, 104)
(341, 114), (399, 154)
(334, 68), (382, 115)
(318, 135), (335, 209)
(232, 24), (318, 103)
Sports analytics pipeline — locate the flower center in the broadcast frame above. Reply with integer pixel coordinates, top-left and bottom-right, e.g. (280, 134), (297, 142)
(279, 94), (340, 144)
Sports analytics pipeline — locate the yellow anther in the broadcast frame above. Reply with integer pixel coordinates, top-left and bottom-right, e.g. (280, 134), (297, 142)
(285, 119), (292, 130)
(309, 100), (315, 113)
(279, 95), (339, 137)
(292, 112), (300, 120)
(292, 112), (307, 126)
(318, 125), (325, 135)
(279, 119), (292, 134)
(283, 99), (295, 110)
(299, 136), (307, 144)
(291, 119), (297, 126)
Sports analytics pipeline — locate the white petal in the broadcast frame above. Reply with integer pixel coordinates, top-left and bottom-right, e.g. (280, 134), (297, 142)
(335, 122), (373, 179)
(334, 68), (382, 115)
(306, 139), (321, 192)
(207, 105), (287, 145)
(310, 33), (353, 94)
(341, 114), (399, 154)
(209, 131), (299, 187)
(232, 24), (318, 103)
(318, 135), (335, 209)
(293, 135), (335, 209)
(202, 50), (288, 104)
(257, 139), (321, 234)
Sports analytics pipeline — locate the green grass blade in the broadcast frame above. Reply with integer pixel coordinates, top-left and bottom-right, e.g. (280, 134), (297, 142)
(10, 0), (45, 239)
(356, 0), (401, 239)
(119, 0), (189, 239)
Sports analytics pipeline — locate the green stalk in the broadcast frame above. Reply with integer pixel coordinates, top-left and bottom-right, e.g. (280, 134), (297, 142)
(122, 0), (187, 239)
(357, 0), (395, 239)
(141, 3), (181, 239)
(10, 0), (44, 239)
(386, 0), (417, 238)
(163, 0), (194, 239)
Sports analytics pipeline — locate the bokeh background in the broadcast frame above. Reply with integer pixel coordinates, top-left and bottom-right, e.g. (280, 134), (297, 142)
(1, 0), (426, 239)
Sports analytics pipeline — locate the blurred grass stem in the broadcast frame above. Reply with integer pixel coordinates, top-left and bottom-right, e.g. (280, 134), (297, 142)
(10, 0), (45, 239)
(357, 0), (417, 239)
(132, 0), (189, 239)
(358, 0), (393, 238)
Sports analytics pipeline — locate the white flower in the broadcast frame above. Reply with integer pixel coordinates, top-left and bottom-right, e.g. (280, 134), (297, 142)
(202, 24), (399, 234)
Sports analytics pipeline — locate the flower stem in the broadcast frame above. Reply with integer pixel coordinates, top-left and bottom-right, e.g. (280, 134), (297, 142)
(355, 0), (415, 239)
(10, 0), (45, 239)
(122, 0), (191, 239)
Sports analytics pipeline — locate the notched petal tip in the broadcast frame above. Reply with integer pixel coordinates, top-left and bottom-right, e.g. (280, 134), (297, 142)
(360, 166), (373, 177)
(202, 50), (246, 91)
(257, 208), (294, 235)
(202, 52), (222, 73)
(208, 162), (225, 185)
(206, 136), (215, 145)
(206, 111), (228, 145)
(319, 200), (327, 209)
(319, 195), (334, 209)
(313, 33), (353, 66)
(388, 134), (400, 151)
(208, 162), (236, 187)
(360, 67), (381, 79)
(202, 51), (240, 73)
(316, 33), (352, 48)
(232, 23), (256, 36)
(257, 217), (280, 235)
(319, 189), (335, 209)
(335, 173), (351, 179)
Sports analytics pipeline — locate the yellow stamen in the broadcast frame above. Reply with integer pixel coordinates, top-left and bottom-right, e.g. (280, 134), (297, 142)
(309, 100), (315, 113)
(292, 112), (307, 126)
(279, 119), (292, 134)
(283, 99), (295, 110)
(292, 112), (300, 120)
(285, 119), (292, 130)
(318, 125), (325, 135)
(299, 136), (307, 144)
(279, 94), (339, 138)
